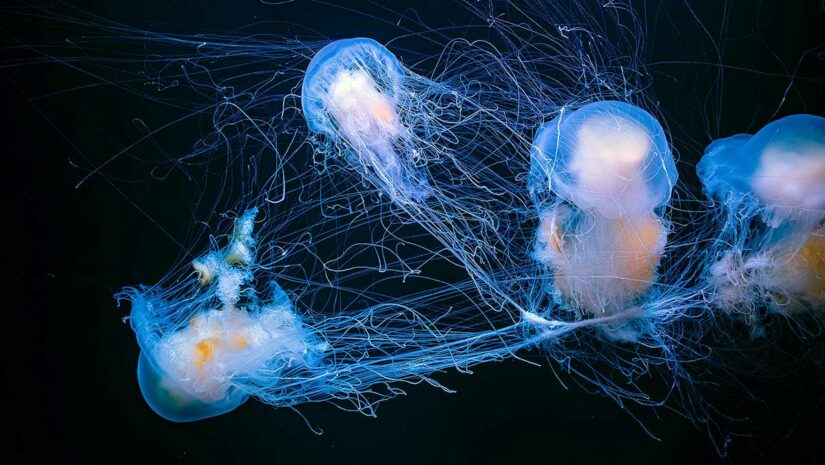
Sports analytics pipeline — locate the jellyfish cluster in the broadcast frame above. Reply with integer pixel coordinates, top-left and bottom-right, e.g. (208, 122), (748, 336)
(27, 1), (820, 445)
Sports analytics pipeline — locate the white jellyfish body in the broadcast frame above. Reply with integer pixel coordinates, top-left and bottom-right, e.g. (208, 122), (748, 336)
(302, 38), (429, 200)
(529, 101), (677, 323)
(529, 101), (677, 219)
(135, 299), (320, 422)
(698, 114), (825, 312)
(129, 210), (327, 422)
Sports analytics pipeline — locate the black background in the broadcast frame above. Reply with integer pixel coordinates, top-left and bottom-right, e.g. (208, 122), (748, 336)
(4, 1), (825, 463)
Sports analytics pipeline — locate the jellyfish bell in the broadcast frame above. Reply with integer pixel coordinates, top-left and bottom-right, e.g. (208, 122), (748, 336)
(302, 38), (404, 138)
(130, 287), (251, 423)
(529, 101), (677, 220)
(697, 114), (825, 228)
(136, 345), (249, 422)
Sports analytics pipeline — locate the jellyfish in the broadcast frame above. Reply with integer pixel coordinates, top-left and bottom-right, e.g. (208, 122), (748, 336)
(527, 101), (679, 337)
(303, 38), (522, 317)
(302, 38), (430, 201)
(698, 114), (825, 314)
(301, 37), (585, 319)
(128, 209), (329, 422)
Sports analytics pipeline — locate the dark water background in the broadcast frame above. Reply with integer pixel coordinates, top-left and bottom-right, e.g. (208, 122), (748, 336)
(4, 0), (825, 463)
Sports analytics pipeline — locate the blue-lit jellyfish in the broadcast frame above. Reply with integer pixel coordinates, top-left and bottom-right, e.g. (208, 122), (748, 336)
(527, 101), (679, 338)
(698, 114), (825, 315)
(302, 36), (539, 320)
(302, 38), (430, 201)
(128, 209), (327, 422)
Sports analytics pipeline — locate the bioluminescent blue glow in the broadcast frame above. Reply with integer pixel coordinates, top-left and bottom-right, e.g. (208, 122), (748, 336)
(699, 114), (825, 315)
(298, 34), (717, 425)
(17, 2), (823, 450)
(300, 36), (535, 314)
(123, 205), (590, 423)
(119, 32), (707, 427)
(302, 38), (430, 201)
(528, 101), (678, 338)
